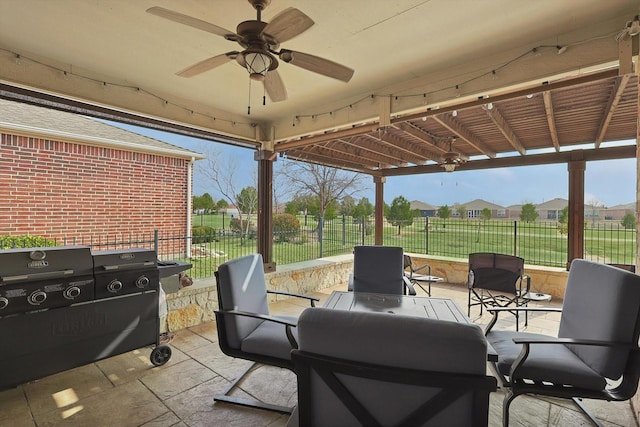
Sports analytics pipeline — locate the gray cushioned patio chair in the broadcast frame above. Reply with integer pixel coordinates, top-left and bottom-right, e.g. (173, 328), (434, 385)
(348, 245), (416, 295)
(214, 253), (318, 414)
(467, 252), (530, 330)
(286, 307), (497, 427)
(485, 259), (640, 426)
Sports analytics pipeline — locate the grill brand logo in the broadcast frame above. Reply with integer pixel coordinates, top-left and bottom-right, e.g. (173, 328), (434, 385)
(53, 311), (107, 336)
(120, 253), (135, 260)
(28, 260), (49, 269)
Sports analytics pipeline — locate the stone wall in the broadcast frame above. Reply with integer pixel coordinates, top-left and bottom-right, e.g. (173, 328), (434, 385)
(162, 253), (570, 332)
(162, 254), (353, 332)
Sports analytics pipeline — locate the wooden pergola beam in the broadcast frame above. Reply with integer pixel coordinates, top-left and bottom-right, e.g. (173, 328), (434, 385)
(432, 114), (496, 158)
(595, 74), (631, 148)
(542, 91), (560, 152)
(381, 145), (636, 176)
(483, 105), (526, 155)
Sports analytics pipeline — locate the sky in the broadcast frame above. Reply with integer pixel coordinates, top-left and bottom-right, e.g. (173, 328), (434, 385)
(114, 123), (636, 209)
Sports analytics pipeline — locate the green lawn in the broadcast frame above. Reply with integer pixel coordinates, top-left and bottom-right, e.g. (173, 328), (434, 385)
(185, 214), (635, 278)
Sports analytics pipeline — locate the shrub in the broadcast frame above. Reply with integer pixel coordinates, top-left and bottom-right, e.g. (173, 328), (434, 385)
(191, 226), (216, 244)
(622, 213), (636, 230)
(0, 234), (57, 249)
(230, 218), (255, 235)
(273, 213), (301, 242)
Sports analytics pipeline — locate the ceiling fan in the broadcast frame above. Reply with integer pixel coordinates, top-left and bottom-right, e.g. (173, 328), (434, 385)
(146, 0), (355, 103)
(440, 138), (466, 172)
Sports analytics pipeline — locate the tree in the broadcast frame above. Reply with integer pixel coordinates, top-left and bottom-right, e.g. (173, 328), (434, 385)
(352, 197), (374, 220)
(557, 206), (569, 236)
(622, 213), (636, 230)
(456, 205), (467, 220)
(480, 208), (492, 221)
(437, 205), (451, 220)
(285, 194), (310, 215)
(279, 161), (366, 225)
(520, 203), (539, 222)
(216, 199), (229, 211)
(236, 186), (258, 237)
(476, 208), (492, 242)
(340, 195), (356, 217)
(386, 196), (413, 235)
(196, 145), (257, 239)
(201, 193), (216, 212)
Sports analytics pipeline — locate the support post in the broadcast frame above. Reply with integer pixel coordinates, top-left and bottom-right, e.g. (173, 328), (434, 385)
(255, 149), (276, 272)
(567, 152), (585, 269)
(373, 176), (386, 245)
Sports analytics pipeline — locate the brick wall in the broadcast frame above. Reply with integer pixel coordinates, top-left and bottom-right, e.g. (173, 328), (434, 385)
(0, 133), (190, 251)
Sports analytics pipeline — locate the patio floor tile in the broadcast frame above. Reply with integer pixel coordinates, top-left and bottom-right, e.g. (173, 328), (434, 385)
(0, 280), (634, 426)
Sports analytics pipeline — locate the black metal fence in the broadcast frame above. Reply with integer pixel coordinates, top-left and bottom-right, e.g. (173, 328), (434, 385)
(1, 216), (635, 279)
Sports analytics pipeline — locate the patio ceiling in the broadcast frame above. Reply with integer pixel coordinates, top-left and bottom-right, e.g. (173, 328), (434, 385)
(0, 1), (638, 175)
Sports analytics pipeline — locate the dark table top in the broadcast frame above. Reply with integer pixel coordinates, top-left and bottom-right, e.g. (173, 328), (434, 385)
(324, 291), (497, 362)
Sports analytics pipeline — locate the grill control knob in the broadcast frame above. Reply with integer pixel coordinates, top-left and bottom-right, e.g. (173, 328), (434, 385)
(108, 280), (123, 293)
(136, 276), (150, 289)
(28, 290), (47, 305)
(63, 286), (81, 300)
(0, 297), (8, 310)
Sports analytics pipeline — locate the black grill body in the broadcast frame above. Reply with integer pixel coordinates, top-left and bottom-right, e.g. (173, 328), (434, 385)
(0, 245), (190, 390)
(92, 248), (158, 299)
(0, 246), (94, 316)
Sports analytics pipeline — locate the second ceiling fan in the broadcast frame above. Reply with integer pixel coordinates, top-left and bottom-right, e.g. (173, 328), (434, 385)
(147, 0), (355, 103)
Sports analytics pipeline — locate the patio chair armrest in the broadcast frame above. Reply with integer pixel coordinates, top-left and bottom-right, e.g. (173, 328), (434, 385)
(402, 276), (417, 295)
(267, 290), (320, 307)
(519, 274), (531, 293)
(484, 306), (562, 334)
(512, 337), (635, 348)
(412, 263), (432, 276)
(214, 309), (300, 348)
(215, 309), (298, 327)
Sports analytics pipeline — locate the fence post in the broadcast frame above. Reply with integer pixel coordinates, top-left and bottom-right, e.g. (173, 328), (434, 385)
(154, 229), (159, 255)
(425, 216), (430, 254)
(361, 216), (365, 245)
(318, 217), (324, 258)
(342, 213), (346, 245)
(513, 221), (517, 256)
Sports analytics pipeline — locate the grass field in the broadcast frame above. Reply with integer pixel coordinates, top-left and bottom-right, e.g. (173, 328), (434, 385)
(186, 214), (635, 278)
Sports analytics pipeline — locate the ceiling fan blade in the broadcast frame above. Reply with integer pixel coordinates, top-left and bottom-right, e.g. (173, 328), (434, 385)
(262, 7), (314, 43)
(279, 50), (354, 82)
(176, 52), (237, 77)
(146, 7), (235, 38)
(264, 70), (288, 102)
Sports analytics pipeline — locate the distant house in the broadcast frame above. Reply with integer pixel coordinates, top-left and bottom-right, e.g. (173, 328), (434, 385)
(0, 99), (204, 251)
(601, 202), (635, 221)
(506, 204), (522, 219)
(462, 199), (507, 219)
(535, 198), (567, 220)
(410, 200), (438, 217)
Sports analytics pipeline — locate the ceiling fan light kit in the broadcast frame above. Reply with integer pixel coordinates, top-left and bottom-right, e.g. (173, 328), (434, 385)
(147, 0), (354, 112)
(440, 138), (466, 172)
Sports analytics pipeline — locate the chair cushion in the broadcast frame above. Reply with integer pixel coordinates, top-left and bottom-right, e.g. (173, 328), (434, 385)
(352, 246), (405, 295)
(241, 315), (298, 360)
(298, 307), (487, 375)
(559, 259), (640, 379)
(217, 254), (270, 349)
(487, 330), (607, 390)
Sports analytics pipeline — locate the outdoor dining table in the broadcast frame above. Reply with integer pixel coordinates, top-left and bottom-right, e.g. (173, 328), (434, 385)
(324, 290), (498, 362)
